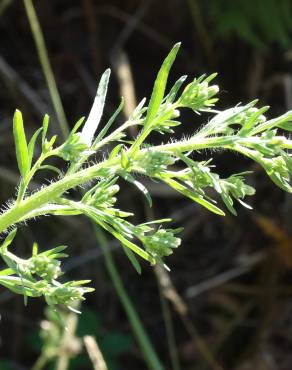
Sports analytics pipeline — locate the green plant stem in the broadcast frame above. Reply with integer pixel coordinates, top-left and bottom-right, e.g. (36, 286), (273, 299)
(0, 159), (115, 233)
(15, 10), (160, 366)
(93, 119), (141, 151)
(0, 133), (291, 233)
(17, 149), (58, 203)
(155, 135), (292, 152)
(0, 137), (190, 233)
(129, 126), (152, 155)
(23, 0), (69, 139)
(66, 118), (141, 175)
(95, 226), (165, 370)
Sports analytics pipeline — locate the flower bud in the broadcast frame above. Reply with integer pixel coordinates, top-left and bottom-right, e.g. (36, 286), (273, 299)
(143, 229), (181, 258)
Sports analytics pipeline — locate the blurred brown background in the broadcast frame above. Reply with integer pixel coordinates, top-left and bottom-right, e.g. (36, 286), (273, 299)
(1, 1), (292, 369)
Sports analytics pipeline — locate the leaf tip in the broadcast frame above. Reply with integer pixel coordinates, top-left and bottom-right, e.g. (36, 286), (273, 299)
(103, 68), (111, 79)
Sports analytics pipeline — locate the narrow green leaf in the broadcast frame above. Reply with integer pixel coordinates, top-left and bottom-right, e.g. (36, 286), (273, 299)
(239, 106), (269, 135)
(38, 165), (62, 176)
(98, 219), (155, 264)
(130, 97), (147, 120)
(109, 144), (123, 160)
(67, 201), (155, 264)
(119, 171), (152, 207)
(106, 209), (133, 218)
(71, 116), (85, 134)
(109, 217), (134, 237)
(122, 246), (142, 274)
(45, 245), (67, 257)
(140, 218), (172, 226)
(13, 110), (29, 177)
(28, 127), (42, 167)
(94, 98), (124, 145)
(81, 68), (111, 146)
(44, 135), (57, 151)
(0, 228), (17, 253)
(145, 43), (181, 127)
(164, 177), (225, 216)
(32, 242), (38, 256)
(64, 279), (92, 287)
(129, 43), (181, 155)
(205, 72), (218, 83)
(41, 114), (49, 146)
(0, 276), (38, 296)
(200, 100), (258, 136)
(251, 111), (292, 135)
(121, 148), (129, 169)
(165, 75), (187, 103)
(267, 170), (292, 192)
(221, 193), (237, 215)
(0, 268), (14, 276)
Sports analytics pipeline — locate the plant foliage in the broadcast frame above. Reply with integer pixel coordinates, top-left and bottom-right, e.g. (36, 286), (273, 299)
(0, 43), (292, 309)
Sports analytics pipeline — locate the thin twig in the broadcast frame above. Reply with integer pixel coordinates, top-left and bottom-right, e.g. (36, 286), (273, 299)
(84, 335), (108, 370)
(112, 50), (138, 136)
(109, 0), (154, 58)
(186, 252), (265, 298)
(155, 266), (182, 370)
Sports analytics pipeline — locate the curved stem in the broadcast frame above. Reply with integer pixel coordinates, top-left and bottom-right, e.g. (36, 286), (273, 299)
(17, 149), (58, 203)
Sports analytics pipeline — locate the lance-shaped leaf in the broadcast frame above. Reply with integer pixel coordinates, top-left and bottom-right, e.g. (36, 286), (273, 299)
(119, 171), (152, 207)
(93, 98), (124, 145)
(41, 114), (49, 149)
(164, 75), (187, 103)
(122, 246), (142, 274)
(28, 127), (42, 168)
(162, 177), (225, 216)
(81, 68), (111, 146)
(0, 228), (17, 253)
(13, 110), (29, 177)
(145, 43), (181, 127)
(130, 43), (181, 153)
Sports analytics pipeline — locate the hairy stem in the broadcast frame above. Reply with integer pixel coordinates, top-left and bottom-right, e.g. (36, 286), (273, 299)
(0, 159), (115, 233)
(1, 132), (290, 234)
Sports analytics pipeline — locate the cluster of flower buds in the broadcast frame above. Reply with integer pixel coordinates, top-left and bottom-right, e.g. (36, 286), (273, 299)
(0, 230), (93, 308)
(30, 255), (62, 281)
(82, 178), (120, 209)
(134, 149), (175, 176)
(58, 132), (90, 162)
(177, 74), (219, 112)
(152, 103), (181, 134)
(44, 281), (94, 306)
(142, 228), (181, 258)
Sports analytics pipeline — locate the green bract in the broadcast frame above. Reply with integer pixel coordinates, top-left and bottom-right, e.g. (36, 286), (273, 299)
(0, 43), (292, 308)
